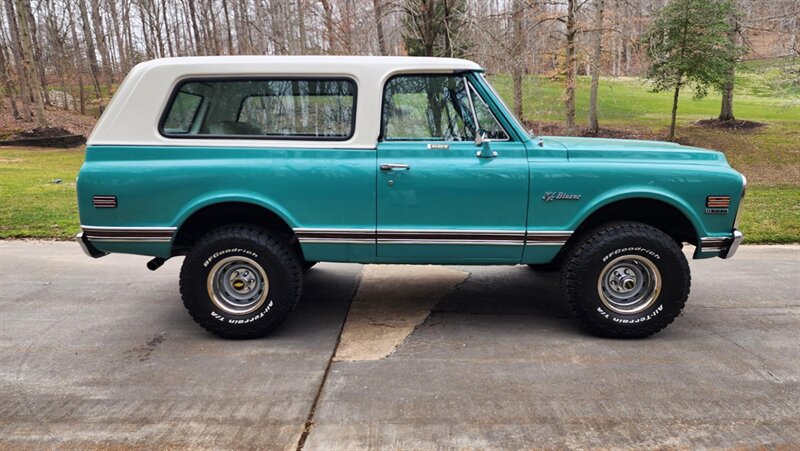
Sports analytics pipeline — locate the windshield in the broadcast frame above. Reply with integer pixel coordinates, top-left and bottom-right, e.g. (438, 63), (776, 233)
(480, 74), (532, 140)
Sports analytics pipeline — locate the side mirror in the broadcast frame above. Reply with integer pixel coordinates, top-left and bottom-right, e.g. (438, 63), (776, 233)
(475, 131), (497, 159)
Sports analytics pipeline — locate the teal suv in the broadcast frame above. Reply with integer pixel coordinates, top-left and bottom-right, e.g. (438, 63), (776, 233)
(77, 56), (746, 339)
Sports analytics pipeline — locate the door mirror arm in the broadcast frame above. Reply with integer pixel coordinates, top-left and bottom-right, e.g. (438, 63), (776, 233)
(475, 130), (485, 147)
(475, 131), (497, 159)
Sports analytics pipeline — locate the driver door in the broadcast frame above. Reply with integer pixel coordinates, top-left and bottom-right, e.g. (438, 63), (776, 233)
(376, 74), (528, 262)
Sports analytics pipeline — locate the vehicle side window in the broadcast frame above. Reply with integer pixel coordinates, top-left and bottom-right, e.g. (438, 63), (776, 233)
(382, 75), (475, 142)
(160, 78), (356, 140)
(162, 91), (202, 134)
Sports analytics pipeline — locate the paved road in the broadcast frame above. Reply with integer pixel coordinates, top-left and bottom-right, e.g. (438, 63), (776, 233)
(1, 241), (798, 449)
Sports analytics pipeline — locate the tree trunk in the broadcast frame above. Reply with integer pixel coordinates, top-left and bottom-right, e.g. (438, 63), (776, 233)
(106, 0), (127, 72)
(319, 0), (334, 54)
(373, 0), (387, 55)
(123, 0), (135, 64)
(342, 0), (355, 54)
(564, 0), (577, 135)
(67, 1), (86, 115)
(162, 0), (175, 56)
(13, 0), (48, 127)
(24, 2), (50, 106)
(221, 0), (234, 54)
(4, 0), (32, 120)
(669, 83), (681, 141)
(0, 40), (21, 119)
(442, 0), (452, 57)
(90, 0), (113, 83)
(138, 1), (152, 58)
(511, 0), (524, 119)
(719, 12), (738, 121)
(186, 0), (203, 55)
(423, 0), (435, 56)
(230, 0), (242, 53)
(78, 0), (102, 98)
(588, 0), (605, 134)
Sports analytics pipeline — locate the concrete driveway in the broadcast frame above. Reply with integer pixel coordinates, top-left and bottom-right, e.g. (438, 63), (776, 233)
(1, 241), (798, 449)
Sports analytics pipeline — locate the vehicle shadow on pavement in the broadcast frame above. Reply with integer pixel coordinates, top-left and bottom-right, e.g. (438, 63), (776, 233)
(435, 265), (572, 318)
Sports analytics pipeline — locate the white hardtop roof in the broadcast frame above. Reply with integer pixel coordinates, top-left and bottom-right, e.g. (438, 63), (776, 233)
(136, 55), (483, 72)
(88, 56), (484, 149)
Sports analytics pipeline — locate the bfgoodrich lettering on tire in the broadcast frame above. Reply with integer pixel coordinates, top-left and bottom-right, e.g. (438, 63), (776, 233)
(561, 221), (690, 338)
(179, 224), (303, 339)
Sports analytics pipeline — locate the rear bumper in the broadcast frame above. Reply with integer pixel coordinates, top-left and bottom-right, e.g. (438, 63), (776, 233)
(76, 232), (108, 258)
(698, 229), (744, 259)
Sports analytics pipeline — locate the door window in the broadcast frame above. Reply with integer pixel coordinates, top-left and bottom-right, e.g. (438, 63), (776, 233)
(468, 83), (509, 141)
(381, 74), (508, 142)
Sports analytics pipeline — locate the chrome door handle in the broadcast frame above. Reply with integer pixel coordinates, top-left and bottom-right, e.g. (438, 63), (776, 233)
(380, 163), (410, 171)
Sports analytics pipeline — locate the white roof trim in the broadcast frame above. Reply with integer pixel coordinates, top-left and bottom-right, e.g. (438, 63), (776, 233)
(87, 56), (483, 149)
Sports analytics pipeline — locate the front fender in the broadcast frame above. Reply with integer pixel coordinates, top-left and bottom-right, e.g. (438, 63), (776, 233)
(567, 186), (707, 239)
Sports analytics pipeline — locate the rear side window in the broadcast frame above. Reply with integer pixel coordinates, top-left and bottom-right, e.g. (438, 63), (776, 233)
(162, 91), (202, 134)
(160, 78), (357, 140)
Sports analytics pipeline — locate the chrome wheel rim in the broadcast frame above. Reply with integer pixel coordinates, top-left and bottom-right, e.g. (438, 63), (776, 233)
(597, 255), (661, 315)
(207, 256), (269, 315)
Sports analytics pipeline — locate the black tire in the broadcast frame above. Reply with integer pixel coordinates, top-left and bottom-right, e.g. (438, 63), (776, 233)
(302, 261), (318, 272)
(561, 221), (690, 338)
(179, 224), (303, 339)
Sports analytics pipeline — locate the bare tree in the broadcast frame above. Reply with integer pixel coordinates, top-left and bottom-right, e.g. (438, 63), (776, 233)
(564, 0), (578, 135)
(3, 0), (31, 120)
(719, 7), (739, 121)
(588, 0), (605, 134)
(78, 0), (102, 98)
(374, 0), (388, 55)
(12, 0), (47, 127)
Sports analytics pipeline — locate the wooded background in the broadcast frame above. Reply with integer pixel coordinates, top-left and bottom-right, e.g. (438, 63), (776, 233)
(1, 0), (797, 131)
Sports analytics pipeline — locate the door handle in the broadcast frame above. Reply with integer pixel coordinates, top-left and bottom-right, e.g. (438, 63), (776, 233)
(380, 163), (410, 171)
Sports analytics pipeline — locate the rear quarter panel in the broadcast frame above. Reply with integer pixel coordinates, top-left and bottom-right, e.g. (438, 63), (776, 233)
(77, 145), (376, 258)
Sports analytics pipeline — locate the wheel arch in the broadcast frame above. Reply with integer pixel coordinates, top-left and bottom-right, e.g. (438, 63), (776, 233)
(568, 191), (704, 247)
(171, 196), (300, 257)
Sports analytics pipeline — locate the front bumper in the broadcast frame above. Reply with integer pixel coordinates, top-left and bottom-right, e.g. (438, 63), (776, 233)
(76, 232), (108, 258)
(698, 229), (744, 259)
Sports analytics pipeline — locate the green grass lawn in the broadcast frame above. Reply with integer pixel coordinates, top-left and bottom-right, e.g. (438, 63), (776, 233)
(0, 148), (83, 239)
(0, 146), (796, 243)
(488, 58), (800, 127)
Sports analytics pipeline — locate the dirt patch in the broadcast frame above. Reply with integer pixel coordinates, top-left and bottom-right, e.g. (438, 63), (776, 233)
(695, 118), (767, 131)
(528, 121), (663, 141)
(0, 124), (86, 148)
(0, 98), (96, 138)
(16, 127), (74, 139)
(334, 265), (468, 361)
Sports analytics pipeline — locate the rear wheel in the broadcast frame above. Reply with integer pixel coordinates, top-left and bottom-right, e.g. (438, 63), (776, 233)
(302, 261), (318, 272)
(561, 222), (690, 338)
(179, 224), (303, 339)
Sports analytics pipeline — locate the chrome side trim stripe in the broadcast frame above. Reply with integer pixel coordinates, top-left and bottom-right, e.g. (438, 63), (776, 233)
(525, 231), (573, 246)
(82, 226), (176, 243)
(377, 239), (523, 246)
(295, 228), (572, 246)
(295, 228), (374, 244)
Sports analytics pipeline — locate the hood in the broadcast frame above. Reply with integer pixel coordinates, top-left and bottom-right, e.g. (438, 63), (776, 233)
(546, 136), (728, 166)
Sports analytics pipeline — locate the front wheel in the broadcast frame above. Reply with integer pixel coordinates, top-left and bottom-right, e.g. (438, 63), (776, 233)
(561, 222), (690, 338)
(179, 224), (303, 339)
